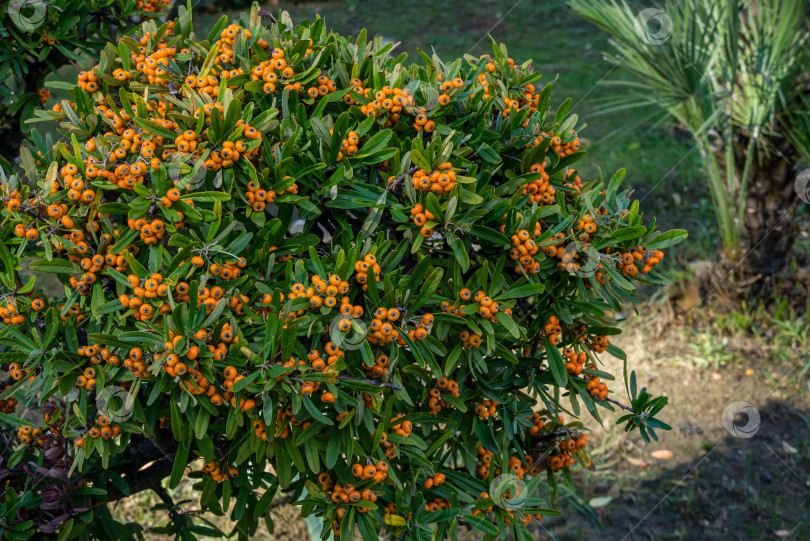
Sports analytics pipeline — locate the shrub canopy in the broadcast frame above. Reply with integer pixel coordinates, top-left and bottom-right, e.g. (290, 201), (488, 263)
(0, 5), (685, 540)
(0, 0), (171, 172)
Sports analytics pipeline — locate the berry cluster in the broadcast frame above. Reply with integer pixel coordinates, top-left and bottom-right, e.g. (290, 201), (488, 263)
(306, 74), (339, 99)
(337, 130), (360, 161)
(74, 366), (99, 391)
(562, 347), (588, 376)
(427, 377), (460, 414)
(363, 354), (390, 379)
(0, 386), (18, 414)
(459, 330), (483, 348)
(310, 274), (353, 309)
(474, 55), (517, 98)
(0, 304), (25, 326)
(17, 425), (46, 446)
(120, 272), (171, 321)
(409, 203), (436, 238)
(36, 88), (50, 105)
(203, 461), (239, 483)
(122, 348), (151, 379)
(134, 0), (170, 13)
(389, 414), (412, 439)
(77, 343), (120, 367)
(327, 476), (382, 533)
(586, 375), (609, 401)
(563, 169), (583, 193)
(547, 452), (575, 472)
(544, 129), (581, 157)
(245, 178), (297, 212)
(39, 32), (56, 46)
(527, 412), (545, 435)
(475, 445), (494, 478)
(542, 315), (563, 346)
(250, 44), (312, 95)
(620, 247), (665, 276)
(350, 462), (388, 484)
(354, 253), (381, 290)
(76, 415), (122, 446)
(359, 85), (414, 127)
(559, 433), (588, 454)
(510, 229), (542, 274)
(411, 162), (457, 194)
(521, 162), (554, 205)
(421, 472), (446, 489)
(474, 398), (498, 419)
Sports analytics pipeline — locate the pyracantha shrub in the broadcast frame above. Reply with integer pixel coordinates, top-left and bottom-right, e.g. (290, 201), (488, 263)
(0, 0), (171, 171)
(0, 5), (686, 540)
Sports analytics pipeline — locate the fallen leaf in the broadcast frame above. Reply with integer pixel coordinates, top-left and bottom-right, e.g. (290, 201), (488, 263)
(625, 456), (648, 467)
(588, 496), (613, 508)
(711, 372), (722, 381)
(650, 449), (674, 460)
(782, 441), (798, 455)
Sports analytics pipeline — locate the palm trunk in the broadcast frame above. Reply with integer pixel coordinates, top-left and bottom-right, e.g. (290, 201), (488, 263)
(713, 133), (801, 277)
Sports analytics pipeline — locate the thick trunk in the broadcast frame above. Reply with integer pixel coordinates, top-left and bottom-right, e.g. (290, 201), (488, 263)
(714, 133), (802, 276)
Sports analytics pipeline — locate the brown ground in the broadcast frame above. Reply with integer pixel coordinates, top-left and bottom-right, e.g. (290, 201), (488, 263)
(533, 314), (810, 541)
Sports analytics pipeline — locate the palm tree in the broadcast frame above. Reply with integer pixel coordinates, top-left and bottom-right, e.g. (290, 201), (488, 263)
(570, 0), (809, 284)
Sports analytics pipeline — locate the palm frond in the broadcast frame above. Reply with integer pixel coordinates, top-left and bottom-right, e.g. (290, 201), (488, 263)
(571, 0), (810, 254)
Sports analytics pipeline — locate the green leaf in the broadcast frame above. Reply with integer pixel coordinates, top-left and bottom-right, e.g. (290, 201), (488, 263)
(496, 283), (545, 300)
(425, 192), (442, 220)
(118, 331), (165, 345)
(543, 337), (568, 387)
(169, 438), (190, 489)
(183, 191), (232, 202)
(0, 412), (30, 428)
(496, 311), (520, 338)
(110, 229), (139, 254)
(470, 226), (510, 246)
(554, 97), (572, 124)
(133, 117), (178, 140)
(301, 396), (334, 426)
(447, 234), (469, 273)
(28, 259), (81, 274)
(357, 129), (392, 156)
(465, 513), (499, 535)
(19, 146), (39, 182)
(645, 229), (688, 250)
(476, 142), (501, 164)
(254, 484), (278, 517)
(594, 225), (647, 249)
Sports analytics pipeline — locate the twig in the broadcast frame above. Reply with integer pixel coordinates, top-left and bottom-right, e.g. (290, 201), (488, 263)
(336, 375), (402, 391)
(386, 166), (418, 192)
(606, 397), (635, 413)
(153, 486), (183, 519)
(13, 270), (23, 293)
(153, 486), (174, 506)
